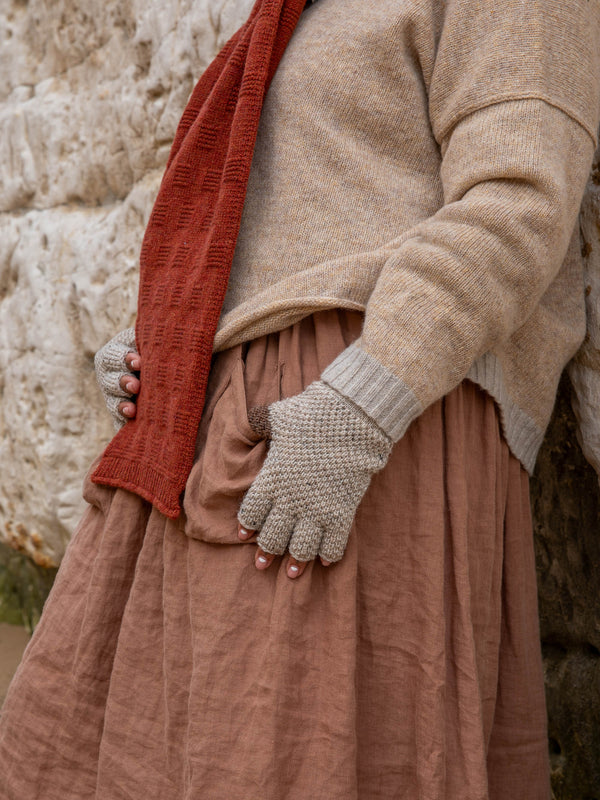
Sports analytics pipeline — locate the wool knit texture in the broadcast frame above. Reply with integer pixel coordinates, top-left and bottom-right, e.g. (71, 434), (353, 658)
(213, 0), (600, 475)
(91, 0), (307, 517)
(94, 327), (138, 430)
(238, 380), (393, 562)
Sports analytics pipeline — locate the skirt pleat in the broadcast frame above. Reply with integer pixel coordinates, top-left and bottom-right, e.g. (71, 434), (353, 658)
(0, 309), (550, 799)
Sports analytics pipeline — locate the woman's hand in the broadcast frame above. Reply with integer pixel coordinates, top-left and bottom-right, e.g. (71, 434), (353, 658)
(238, 521), (332, 578)
(94, 327), (142, 429)
(117, 352), (142, 420)
(236, 380), (393, 580)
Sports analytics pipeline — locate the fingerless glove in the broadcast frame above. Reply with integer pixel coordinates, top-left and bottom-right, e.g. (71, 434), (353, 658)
(94, 327), (138, 429)
(238, 380), (393, 562)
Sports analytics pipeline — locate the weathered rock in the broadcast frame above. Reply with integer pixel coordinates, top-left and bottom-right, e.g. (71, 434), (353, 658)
(0, 0), (251, 567)
(544, 645), (600, 800)
(531, 375), (600, 798)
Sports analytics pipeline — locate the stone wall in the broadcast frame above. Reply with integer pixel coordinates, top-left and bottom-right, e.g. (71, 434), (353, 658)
(0, 1), (599, 797)
(0, 0), (251, 566)
(532, 377), (600, 798)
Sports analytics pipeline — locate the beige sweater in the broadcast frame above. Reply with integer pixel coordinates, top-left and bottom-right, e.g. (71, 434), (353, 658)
(213, 0), (600, 473)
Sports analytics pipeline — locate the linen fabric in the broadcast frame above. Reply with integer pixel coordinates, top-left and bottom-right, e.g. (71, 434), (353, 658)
(214, 0), (600, 474)
(91, 0), (307, 519)
(0, 310), (550, 800)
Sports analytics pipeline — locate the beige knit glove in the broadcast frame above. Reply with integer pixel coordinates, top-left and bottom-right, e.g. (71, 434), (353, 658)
(94, 327), (138, 429)
(238, 381), (393, 563)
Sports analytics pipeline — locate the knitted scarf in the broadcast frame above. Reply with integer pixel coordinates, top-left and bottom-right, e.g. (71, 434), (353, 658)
(91, 0), (307, 518)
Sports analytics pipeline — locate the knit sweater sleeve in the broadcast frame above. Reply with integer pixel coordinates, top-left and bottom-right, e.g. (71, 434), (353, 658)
(320, 0), (600, 442)
(321, 98), (595, 441)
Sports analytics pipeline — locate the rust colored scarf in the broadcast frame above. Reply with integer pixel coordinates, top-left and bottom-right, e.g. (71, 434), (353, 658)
(91, 0), (307, 517)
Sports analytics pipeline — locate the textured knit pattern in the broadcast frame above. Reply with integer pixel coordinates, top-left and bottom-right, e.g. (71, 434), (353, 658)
(94, 328), (138, 430)
(214, 0), (600, 474)
(237, 380), (392, 562)
(91, 0), (307, 518)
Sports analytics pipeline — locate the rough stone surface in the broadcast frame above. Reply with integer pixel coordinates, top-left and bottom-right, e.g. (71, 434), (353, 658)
(0, 0), (251, 566)
(531, 374), (600, 800)
(1, 2), (600, 797)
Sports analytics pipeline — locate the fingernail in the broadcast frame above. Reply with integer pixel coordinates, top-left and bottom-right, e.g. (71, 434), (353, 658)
(257, 555), (268, 565)
(125, 381), (136, 392)
(239, 527), (251, 539)
(131, 358), (140, 370)
(288, 564), (299, 576)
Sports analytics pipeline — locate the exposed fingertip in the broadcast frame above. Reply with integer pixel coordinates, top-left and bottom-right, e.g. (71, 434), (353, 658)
(255, 552), (271, 569)
(238, 525), (254, 540)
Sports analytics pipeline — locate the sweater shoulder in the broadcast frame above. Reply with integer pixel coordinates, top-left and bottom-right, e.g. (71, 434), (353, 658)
(429, 0), (600, 145)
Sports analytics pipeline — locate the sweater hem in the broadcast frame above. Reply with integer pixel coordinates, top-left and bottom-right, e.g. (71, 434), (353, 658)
(322, 345), (544, 474)
(214, 296), (366, 352)
(467, 353), (543, 475)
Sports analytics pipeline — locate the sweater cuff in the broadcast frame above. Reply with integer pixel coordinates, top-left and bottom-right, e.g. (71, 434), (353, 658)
(321, 343), (421, 442)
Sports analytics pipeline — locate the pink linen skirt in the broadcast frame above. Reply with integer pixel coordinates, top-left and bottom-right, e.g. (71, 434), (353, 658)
(0, 309), (550, 799)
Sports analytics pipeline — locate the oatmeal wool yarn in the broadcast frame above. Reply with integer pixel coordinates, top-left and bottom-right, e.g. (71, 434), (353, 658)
(238, 381), (393, 562)
(94, 328), (137, 430)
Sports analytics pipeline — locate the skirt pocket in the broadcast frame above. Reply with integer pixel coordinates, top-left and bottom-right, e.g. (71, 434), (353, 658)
(182, 356), (277, 544)
(82, 454), (120, 518)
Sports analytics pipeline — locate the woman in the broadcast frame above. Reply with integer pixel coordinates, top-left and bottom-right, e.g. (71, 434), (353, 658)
(1, 0), (599, 797)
